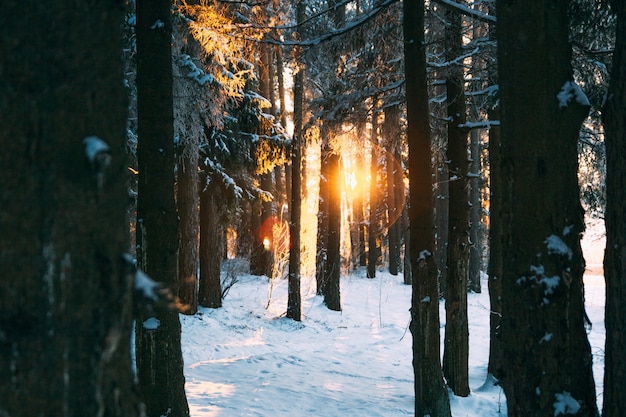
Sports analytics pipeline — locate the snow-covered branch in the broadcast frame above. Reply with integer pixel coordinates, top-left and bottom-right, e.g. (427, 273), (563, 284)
(431, 0), (496, 24)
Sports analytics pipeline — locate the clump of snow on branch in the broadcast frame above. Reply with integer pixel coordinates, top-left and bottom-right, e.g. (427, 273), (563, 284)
(83, 136), (110, 163)
(143, 317), (161, 330)
(178, 54), (216, 87)
(135, 269), (160, 301)
(557, 81), (590, 109)
(544, 235), (573, 260)
(553, 392), (581, 416)
(150, 20), (164, 30)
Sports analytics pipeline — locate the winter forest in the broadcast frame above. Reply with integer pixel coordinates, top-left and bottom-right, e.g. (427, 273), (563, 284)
(0, 0), (624, 416)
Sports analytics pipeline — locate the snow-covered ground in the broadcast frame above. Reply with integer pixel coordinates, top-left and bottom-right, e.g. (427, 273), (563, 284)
(180, 221), (606, 416)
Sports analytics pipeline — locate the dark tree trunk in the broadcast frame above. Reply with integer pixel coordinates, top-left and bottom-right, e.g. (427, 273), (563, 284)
(442, 4), (470, 397)
(468, 128), (482, 293)
(199, 178), (223, 308)
(0, 3), (141, 415)
(172, 3), (202, 316)
(404, 0), (452, 415)
(497, 1), (598, 415)
(135, 0), (189, 415)
(316, 140), (331, 293)
(176, 148), (199, 315)
(487, 106), (504, 380)
(602, 2), (626, 416)
(384, 105), (402, 276)
(323, 150), (342, 311)
(251, 173), (274, 277)
(434, 155), (449, 296)
(287, 0), (306, 321)
(367, 112), (381, 279)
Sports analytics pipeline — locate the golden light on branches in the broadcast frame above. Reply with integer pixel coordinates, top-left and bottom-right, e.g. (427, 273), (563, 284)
(177, 0), (265, 99)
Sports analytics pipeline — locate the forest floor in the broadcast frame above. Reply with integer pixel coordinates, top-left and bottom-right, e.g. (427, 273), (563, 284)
(180, 220), (606, 416)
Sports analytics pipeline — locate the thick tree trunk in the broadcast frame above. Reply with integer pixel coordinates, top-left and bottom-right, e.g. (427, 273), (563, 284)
(442, 4), (470, 397)
(385, 105), (402, 276)
(497, 1), (598, 415)
(404, 0), (451, 415)
(176, 149), (199, 315)
(487, 106), (504, 380)
(367, 113), (381, 279)
(468, 128), (483, 293)
(434, 155), (449, 296)
(324, 150), (342, 311)
(316, 140), (331, 293)
(199, 178), (223, 308)
(601, 2), (626, 416)
(135, 0), (189, 415)
(287, 0), (306, 321)
(0, 3), (140, 415)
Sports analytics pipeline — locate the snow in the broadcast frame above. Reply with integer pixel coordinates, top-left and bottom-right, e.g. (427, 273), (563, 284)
(177, 220), (606, 416)
(83, 136), (110, 163)
(150, 20), (165, 30)
(143, 317), (160, 330)
(557, 81), (590, 109)
(181, 271), (503, 416)
(553, 392), (581, 416)
(544, 235), (573, 260)
(135, 269), (160, 301)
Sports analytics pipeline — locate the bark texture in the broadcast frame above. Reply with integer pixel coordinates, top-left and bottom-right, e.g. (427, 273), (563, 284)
(497, 1), (598, 415)
(135, 0), (189, 415)
(404, 0), (452, 414)
(442, 3), (470, 397)
(0, 2), (140, 416)
(602, 2), (626, 415)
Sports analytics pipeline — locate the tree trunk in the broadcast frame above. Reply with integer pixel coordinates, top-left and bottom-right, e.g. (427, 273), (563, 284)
(316, 138), (331, 293)
(324, 149), (342, 311)
(601, 2), (626, 416)
(487, 106), (504, 380)
(199, 178), (223, 308)
(173, 13), (203, 316)
(497, 1), (599, 415)
(135, 0), (189, 415)
(176, 147), (199, 315)
(367, 112), (381, 279)
(442, 3), (470, 397)
(434, 155), (449, 296)
(404, 0), (452, 415)
(468, 128), (482, 293)
(287, 0), (306, 321)
(385, 105), (402, 276)
(0, 3), (141, 415)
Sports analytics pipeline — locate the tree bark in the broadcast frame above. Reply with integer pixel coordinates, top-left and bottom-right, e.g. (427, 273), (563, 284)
(442, 3), (470, 397)
(0, 2), (141, 415)
(367, 111), (381, 279)
(497, 1), (598, 415)
(176, 147), (199, 315)
(486, 106), (504, 380)
(135, 0), (189, 415)
(468, 128), (482, 293)
(287, 0), (306, 321)
(316, 139), (331, 293)
(404, 0), (452, 415)
(324, 148), (342, 311)
(384, 105), (402, 276)
(601, 2), (626, 415)
(199, 177), (223, 308)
